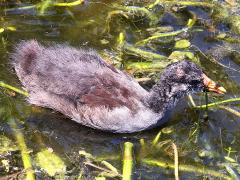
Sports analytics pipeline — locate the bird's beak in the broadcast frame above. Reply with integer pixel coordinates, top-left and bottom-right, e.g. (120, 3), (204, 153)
(202, 74), (226, 94)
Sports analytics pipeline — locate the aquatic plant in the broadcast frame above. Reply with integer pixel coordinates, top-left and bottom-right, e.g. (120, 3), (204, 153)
(1, 0), (240, 178)
(5, 0), (84, 15)
(122, 142), (133, 180)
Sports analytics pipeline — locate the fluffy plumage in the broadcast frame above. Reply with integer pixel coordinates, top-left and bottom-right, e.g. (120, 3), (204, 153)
(12, 40), (207, 133)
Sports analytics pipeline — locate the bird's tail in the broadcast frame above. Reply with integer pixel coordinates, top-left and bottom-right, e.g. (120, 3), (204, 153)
(11, 40), (42, 76)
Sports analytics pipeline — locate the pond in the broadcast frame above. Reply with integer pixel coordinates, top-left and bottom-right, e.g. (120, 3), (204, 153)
(0, 0), (240, 179)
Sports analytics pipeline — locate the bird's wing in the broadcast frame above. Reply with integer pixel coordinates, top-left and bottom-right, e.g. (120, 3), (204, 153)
(23, 53), (143, 111)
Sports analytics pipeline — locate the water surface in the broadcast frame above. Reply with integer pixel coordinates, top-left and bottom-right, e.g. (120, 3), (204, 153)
(0, 0), (240, 179)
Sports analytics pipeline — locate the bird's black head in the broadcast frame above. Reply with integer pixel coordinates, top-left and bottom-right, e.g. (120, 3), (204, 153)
(148, 60), (226, 113)
(159, 60), (226, 94)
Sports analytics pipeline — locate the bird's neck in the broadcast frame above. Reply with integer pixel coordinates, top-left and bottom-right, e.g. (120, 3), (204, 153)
(145, 80), (188, 113)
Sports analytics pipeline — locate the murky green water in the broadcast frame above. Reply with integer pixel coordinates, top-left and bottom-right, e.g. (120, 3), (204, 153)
(1, 0), (240, 179)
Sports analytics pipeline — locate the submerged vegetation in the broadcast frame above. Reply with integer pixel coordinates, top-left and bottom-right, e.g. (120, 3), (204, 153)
(1, 0), (240, 179)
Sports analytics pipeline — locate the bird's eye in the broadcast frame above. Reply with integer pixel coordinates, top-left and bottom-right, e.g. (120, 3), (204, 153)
(190, 80), (201, 85)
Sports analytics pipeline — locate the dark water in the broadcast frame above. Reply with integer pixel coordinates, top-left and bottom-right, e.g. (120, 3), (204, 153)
(0, 0), (240, 179)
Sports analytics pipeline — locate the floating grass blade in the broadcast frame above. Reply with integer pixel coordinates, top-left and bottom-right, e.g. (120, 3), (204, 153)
(101, 161), (118, 175)
(55, 0), (84, 7)
(156, 1), (215, 8)
(95, 177), (106, 180)
(218, 105), (240, 117)
(5, 5), (36, 11)
(5, 0), (84, 13)
(8, 118), (35, 180)
(84, 162), (120, 178)
(187, 95), (196, 107)
(152, 131), (161, 147)
(195, 97), (240, 108)
(38, 0), (53, 15)
(172, 143), (179, 180)
(142, 158), (231, 179)
(124, 43), (167, 61)
(136, 28), (188, 46)
(147, 0), (161, 9)
(122, 142), (133, 180)
(0, 81), (29, 97)
(79, 150), (121, 177)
